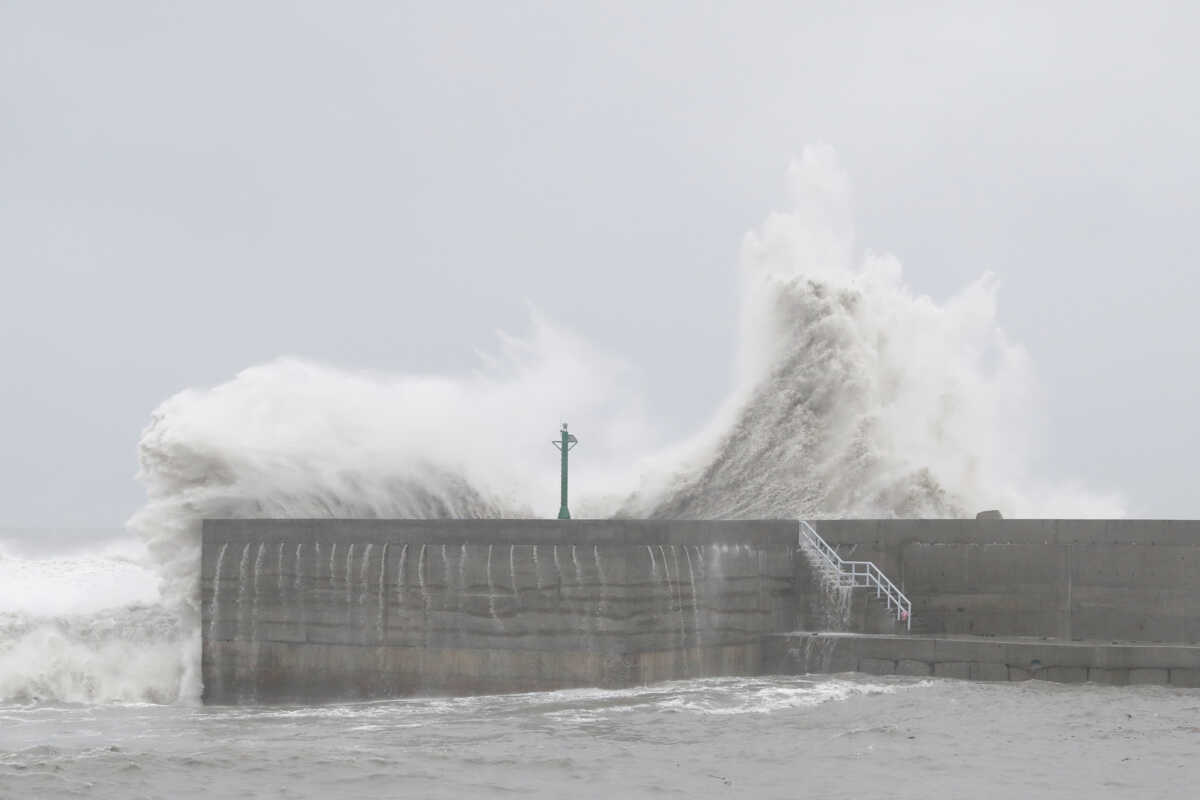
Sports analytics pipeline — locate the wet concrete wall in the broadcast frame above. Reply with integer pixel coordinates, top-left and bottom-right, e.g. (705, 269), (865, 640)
(201, 518), (1200, 702)
(809, 520), (1200, 643)
(200, 520), (797, 703)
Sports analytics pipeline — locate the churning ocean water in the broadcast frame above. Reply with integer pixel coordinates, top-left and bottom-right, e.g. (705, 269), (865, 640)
(3, 675), (1199, 799)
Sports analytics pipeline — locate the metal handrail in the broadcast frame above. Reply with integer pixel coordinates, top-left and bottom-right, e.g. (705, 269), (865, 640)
(798, 520), (912, 631)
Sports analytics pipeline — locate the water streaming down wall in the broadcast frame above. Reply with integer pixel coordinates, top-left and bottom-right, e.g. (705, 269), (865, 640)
(201, 520), (797, 703)
(796, 535), (853, 631)
(792, 531), (897, 673)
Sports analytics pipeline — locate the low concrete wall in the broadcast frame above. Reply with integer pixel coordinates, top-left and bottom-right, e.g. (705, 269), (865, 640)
(765, 632), (1200, 687)
(201, 520), (796, 703)
(809, 520), (1200, 643)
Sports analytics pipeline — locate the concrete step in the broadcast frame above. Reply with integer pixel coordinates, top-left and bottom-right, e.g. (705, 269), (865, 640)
(762, 631), (1200, 687)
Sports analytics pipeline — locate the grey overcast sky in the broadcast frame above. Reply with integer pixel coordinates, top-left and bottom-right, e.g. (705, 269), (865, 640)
(2, 1), (1197, 526)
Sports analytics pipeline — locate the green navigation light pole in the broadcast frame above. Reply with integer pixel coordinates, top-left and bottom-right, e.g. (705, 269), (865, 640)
(552, 423), (578, 519)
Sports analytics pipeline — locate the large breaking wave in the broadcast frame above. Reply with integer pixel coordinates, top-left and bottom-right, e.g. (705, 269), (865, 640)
(622, 149), (1118, 520)
(3, 147), (1121, 704)
(0, 533), (183, 703)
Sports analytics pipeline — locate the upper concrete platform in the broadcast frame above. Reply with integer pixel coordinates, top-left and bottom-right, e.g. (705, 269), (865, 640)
(813, 519), (1200, 546)
(202, 518), (799, 547)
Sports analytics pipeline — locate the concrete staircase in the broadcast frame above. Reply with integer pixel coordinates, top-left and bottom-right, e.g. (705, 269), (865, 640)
(796, 521), (913, 633)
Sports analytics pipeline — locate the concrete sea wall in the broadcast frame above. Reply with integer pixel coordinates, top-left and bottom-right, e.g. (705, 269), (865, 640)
(808, 520), (1200, 642)
(201, 519), (1200, 702)
(201, 520), (796, 703)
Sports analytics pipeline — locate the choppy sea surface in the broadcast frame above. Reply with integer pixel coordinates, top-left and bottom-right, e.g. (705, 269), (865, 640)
(2, 675), (1199, 799)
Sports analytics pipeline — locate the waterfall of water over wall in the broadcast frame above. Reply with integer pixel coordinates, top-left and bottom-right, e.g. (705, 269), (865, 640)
(796, 538), (853, 633)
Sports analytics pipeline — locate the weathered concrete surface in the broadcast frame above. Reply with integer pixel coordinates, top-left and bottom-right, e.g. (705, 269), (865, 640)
(202, 518), (1200, 702)
(810, 520), (1200, 642)
(201, 520), (795, 703)
(765, 632), (1200, 686)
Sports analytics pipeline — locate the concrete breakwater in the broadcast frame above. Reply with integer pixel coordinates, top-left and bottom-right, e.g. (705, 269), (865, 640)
(808, 519), (1200, 642)
(201, 520), (796, 703)
(201, 519), (1200, 703)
